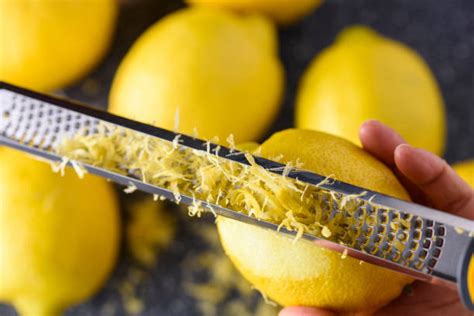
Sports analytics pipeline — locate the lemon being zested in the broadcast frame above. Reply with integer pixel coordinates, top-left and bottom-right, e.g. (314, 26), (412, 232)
(110, 7), (284, 143)
(0, 149), (120, 316)
(0, 0), (117, 92)
(296, 25), (446, 155)
(217, 129), (413, 313)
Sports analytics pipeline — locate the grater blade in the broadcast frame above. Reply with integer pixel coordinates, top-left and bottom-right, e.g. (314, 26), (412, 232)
(1, 81), (473, 289)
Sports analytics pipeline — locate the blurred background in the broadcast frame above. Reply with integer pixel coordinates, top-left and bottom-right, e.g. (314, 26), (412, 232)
(0, 0), (473, 315)
(52, 0), (474, 162)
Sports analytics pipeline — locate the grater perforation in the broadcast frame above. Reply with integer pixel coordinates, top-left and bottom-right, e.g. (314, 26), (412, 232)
(1, 92), (100, 151)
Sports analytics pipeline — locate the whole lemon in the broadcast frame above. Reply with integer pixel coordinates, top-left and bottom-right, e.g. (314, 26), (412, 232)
(0, 149), (120, 316)
(110, 7), (283, 143)
(453, 160), (474, 188)
(296, 26), (446, 155)
(0, 0), (117, 91)
(217, 129), (413, 312)
(187, 0), (323, 25)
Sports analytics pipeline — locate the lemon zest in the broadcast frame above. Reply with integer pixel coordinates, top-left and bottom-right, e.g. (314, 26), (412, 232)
(57, 124), (415, 253)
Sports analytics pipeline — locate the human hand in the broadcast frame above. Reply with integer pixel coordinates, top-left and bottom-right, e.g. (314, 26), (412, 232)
(280, 120), (474, 316)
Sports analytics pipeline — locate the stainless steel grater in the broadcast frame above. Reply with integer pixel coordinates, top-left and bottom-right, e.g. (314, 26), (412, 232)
(1, 81), (473, 310)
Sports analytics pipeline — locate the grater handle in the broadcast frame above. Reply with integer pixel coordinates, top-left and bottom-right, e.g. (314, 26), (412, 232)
(459, 237), (474, 310)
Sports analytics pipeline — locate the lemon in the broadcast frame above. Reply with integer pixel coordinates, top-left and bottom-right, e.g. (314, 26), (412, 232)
(0, 0), (117, 91)
(187, 0), (323, 24)
(295, 25), (446, 155)
(110, 7), (283, 143)
(0, 149), (120, 316)
(453, 160), (474, 188)
(217, 129), (413, 312)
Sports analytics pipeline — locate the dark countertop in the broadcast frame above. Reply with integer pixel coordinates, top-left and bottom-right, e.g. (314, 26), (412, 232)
(1, 0), (473, 315)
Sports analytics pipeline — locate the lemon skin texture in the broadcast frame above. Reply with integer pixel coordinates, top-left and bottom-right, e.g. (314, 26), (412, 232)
(453, 160), (474, 188)
(296, 26), (446, 155)
(0, 149), (120, 316)
(218, 129), (413, 312)
(0, 0), (117, 92)
(187, 0), (323, 25)
(110, 7), (284, 143)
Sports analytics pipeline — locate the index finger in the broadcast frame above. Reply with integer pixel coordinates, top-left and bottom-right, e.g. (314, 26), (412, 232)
(394, 144), (474, 220)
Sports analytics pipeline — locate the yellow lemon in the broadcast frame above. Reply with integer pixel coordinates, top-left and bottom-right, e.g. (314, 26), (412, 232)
(110, 7), (283, 143)
(0, 0), (117, 91)
(296, 25), (446, 155)
(453, 160), (474, 188)
(187, 0), (323, 24)
(0, 149), (120, 316)
(217, 129), (413, 312)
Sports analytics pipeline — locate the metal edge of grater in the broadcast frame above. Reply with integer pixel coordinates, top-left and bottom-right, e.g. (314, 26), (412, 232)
(0, 81), (473, 291)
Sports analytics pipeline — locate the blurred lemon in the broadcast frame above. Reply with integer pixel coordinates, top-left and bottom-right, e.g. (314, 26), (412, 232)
(218, 129), (413, 312)
(296, 25), (446, 155)
(0, 149), (120, 316)
(453, 160), (474, 188)
(187, 0), (323, 24)
(0, 0), (117, 91)
(110, 7), (283, 143)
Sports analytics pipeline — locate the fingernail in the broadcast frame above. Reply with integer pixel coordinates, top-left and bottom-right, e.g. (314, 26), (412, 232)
(395, 143), (421, 162)
(395, 144), (444, 180)
(396, 143), (433, 159)
(359, 120), (381, 139)
(360, 119), (381, 129)
(395, 143), (412, 151)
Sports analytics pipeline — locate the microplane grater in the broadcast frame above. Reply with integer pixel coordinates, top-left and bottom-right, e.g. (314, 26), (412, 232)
(0, 82), (473, 310)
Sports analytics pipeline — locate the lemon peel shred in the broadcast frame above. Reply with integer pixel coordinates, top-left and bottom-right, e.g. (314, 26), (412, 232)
(70, 160), (87, 179)
(455, 227), (465, 234)
(124, 182), (138, 194)
(321, 226), (332, 238)
(118, 267), (145, 315)
(226, 134), (236, 152)
(341, 248), (348, 259)
(51, 156), (69, 176)
(253, 286), (278, 307)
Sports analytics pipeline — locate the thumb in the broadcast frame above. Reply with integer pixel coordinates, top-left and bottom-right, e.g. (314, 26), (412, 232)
(394, 144), (474, 219)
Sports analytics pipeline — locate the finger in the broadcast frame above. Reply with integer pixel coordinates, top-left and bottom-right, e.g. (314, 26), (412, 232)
(279, 306), (336, 316)
(359, 120), (428, 203)
(394, 144), (474, 219)
(359, 120), (406, 167)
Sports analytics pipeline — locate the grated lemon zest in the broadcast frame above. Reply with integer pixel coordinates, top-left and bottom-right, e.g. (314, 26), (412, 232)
(341, 248), (348, 259)
(182, 223), (279, 316)
(70, 160), (87, 179)
(174, 107), (180, 132)
(321, 226), (332, 238)
(124, 182), (138, 194)
(226, 134), (236, 153)
(51, 156), (70, 176)
(253, 286), (278, 307)
(57, 124), (415, 251)
(455, 227), (465, 234)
